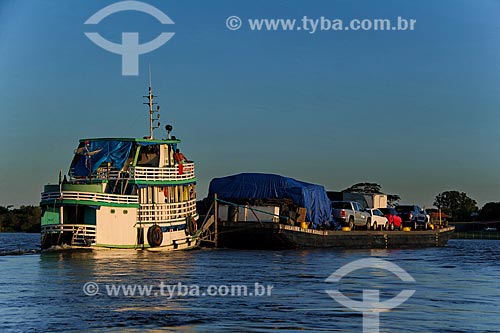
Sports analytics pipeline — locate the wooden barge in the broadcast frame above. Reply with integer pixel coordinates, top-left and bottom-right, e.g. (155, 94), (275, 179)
(214, 221), (455, 249)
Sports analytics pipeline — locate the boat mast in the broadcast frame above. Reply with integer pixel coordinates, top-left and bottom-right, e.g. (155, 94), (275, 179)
(144, 66), (160, 139)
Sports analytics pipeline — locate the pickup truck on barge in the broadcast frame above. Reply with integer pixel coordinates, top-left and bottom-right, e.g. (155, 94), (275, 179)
(331, 201), (370, 230)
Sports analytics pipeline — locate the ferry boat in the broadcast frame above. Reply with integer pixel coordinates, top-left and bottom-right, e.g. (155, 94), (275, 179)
(40, 86), (199, 251)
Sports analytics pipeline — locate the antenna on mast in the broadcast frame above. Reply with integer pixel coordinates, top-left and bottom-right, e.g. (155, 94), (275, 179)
(149, 64), (152, 88)
(143, 65), (160, 139)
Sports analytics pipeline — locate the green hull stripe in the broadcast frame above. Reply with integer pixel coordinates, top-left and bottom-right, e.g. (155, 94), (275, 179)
(40, 199), (140, 208)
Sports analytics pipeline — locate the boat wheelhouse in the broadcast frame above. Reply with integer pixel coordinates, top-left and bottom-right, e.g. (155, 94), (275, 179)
(40, 86), (199, 250)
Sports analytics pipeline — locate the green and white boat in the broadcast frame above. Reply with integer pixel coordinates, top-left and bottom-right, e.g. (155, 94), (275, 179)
(40, 86), (199, 251)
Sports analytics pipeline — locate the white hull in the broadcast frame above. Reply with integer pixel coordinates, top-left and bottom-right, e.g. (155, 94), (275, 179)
(42, 238), (199, 252)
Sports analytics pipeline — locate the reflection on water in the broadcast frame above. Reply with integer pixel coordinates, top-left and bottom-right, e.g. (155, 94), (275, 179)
(0, 237), (499, 332)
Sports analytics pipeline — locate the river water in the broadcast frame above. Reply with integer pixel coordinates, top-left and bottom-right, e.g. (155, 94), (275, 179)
(0, 233), (499, 332)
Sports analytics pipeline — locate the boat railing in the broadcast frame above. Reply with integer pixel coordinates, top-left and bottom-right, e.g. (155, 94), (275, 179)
(138, 199), (197, 223)
(95, 168), (121, 179)
(41, 191), (139, 204)
(68, 163), (195, 182)
(41, 224), (97, 246)
(68, 167), (121, 181)
(130, 163), (195, 181)
(42, 223), (96, 235)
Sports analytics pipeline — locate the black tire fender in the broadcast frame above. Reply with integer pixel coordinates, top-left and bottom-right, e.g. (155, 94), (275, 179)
(147, 225), (163, 247)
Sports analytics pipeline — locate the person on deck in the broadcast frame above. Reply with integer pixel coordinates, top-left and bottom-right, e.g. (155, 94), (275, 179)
(174, 149), (187, 174)
(174, 149), (187, 163)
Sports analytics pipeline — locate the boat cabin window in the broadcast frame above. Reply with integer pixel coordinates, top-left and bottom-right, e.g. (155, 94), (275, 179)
(136, 145), (159, 167)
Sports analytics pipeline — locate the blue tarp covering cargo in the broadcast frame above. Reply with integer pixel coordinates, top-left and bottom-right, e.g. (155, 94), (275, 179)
(72, 139), (161, 176)
(72, 140), (133, 176)
(209, 173), (333, 228)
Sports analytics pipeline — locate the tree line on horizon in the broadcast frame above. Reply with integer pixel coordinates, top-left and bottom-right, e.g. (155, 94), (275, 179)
(0, 206), (41, 233)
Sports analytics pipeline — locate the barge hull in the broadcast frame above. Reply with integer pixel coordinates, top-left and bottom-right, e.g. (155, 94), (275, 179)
(217, 222), (455, 249)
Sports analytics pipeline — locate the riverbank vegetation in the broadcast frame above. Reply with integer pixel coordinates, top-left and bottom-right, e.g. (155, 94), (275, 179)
(0, 206), (41, 233)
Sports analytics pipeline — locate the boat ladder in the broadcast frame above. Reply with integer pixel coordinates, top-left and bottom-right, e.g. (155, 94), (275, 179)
(72, 226), (91, 246)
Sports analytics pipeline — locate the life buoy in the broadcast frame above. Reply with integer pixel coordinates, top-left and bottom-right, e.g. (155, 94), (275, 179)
(147, 225), (163, 247)
(185, 216), (198, 235)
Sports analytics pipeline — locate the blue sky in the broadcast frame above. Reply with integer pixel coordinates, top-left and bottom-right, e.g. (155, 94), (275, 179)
(1, 0), (499, 208)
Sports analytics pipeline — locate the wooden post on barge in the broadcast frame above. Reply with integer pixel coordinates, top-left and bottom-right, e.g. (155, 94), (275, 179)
(214, 193), (218, 247)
